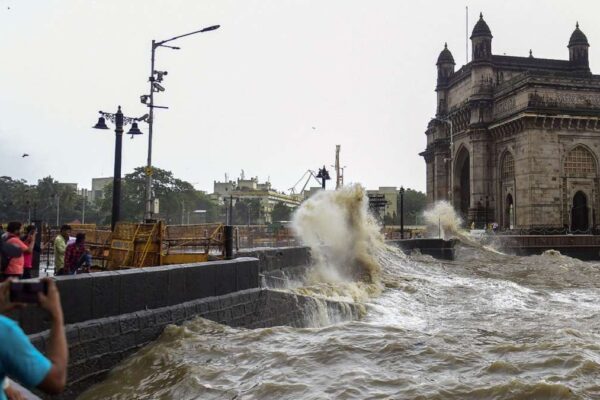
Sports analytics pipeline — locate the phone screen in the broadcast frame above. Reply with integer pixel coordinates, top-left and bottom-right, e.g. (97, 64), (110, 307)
(9, 281), (48, 303)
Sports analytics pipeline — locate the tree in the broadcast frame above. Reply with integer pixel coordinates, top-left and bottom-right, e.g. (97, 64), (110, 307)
(232, 198), (261, 225)
(101, 166), (220, 224)
(271, 201), (292, 223)
(396, 188), (427, 225)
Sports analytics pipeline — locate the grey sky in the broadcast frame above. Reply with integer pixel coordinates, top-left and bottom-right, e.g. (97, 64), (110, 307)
(1, 0), (598, 194)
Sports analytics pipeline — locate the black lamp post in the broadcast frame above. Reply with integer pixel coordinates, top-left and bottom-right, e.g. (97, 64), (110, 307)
(93, 106), (145, 230)
(399, 186), (405, 239)
(316, 166), (331, 189)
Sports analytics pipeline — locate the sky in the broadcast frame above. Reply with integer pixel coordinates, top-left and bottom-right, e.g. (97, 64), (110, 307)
(1, 0), (599, 194)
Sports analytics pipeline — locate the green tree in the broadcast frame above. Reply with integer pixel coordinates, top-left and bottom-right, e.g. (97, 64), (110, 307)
(101, 166), (219, 224)
(396, 188), (427, 225)
(271, 201), (292, 222)
(232, 198), (261, 225)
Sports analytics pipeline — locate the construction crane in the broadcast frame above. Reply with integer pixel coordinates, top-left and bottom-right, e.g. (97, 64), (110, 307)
(288, 170), (322, 195)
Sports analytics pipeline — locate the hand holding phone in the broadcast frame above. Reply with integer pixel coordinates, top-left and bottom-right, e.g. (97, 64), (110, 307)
(9, 281), (48, 304)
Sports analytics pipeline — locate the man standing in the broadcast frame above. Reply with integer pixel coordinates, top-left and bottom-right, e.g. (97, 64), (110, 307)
(2, 222), (35, 280)
(53, 225), (71, 276)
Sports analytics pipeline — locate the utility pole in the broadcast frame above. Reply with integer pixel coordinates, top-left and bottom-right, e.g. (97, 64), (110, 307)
(55, 194), (60, 227)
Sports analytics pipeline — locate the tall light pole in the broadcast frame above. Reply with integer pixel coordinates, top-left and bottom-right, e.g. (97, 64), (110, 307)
(433, 117), (453, 206)
(93, 106), (146, 230)
(142, 24), (220, 222)
(399, 186), (405, 239)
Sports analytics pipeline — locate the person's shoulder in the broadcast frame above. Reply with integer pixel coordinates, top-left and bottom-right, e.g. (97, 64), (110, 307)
(0, 315), (21, 335)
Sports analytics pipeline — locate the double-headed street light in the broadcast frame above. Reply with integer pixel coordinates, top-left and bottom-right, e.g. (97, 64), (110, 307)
(93, 106), (147, 230)
(142, 24), (220, 222)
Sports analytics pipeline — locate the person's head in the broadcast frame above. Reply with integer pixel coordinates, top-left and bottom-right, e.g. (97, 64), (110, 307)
(6, 221), (22, 235)
(75, 233), (85, 244)
(60, 224), (71, 237)
(25, 224), (36, 236)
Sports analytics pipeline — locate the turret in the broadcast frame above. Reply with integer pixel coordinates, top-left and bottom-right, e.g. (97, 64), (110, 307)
(470, 13), (492, 62)
(436, 43), (455, 86)
(568, 22), (590, 72)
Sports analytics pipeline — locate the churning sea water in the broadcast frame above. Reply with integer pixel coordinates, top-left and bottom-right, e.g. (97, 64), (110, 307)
(80, 187), (600, 400)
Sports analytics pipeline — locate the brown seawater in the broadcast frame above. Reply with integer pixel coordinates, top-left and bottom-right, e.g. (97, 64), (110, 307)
(80, 189), (600, 399)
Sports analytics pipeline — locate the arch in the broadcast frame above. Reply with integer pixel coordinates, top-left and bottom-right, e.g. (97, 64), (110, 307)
(564, 145), (597, 176)
(453, 146), (470, 222)
(571, 191), (589, 232)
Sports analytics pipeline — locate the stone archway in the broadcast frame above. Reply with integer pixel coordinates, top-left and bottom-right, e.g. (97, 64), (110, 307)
(571, 191), (589, 232)
(505, 193), (514, 229)
(454, 147), (470, 222)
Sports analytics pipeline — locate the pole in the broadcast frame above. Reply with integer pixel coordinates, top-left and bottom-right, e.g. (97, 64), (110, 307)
(181, 200), (185, 225)
(56, 194), (60, 227)
(439, 216), (441, 238)
(229, 195), (233, 225)
(82, 189), (86, 224)
(111, 106), (124, 231)
(466, 6), (469, 64)
(400, 188), (405, 239)
(145, 40), (156, 222)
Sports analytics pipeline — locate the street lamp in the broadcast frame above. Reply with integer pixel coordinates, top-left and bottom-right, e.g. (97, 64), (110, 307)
(92, 106), (146, 230)
(399, 186), (405, 239)
(316, 166), (331, 189)
(432, 117), (453, 206)
(142, 24), (221, 222)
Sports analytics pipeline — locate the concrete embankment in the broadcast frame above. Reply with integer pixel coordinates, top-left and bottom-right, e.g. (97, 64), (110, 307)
(11, 247), (359, 399)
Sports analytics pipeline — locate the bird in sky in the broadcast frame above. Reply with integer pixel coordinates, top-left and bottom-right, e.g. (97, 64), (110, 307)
(22, 153), (29, 158)
(312, 127), (316, 130)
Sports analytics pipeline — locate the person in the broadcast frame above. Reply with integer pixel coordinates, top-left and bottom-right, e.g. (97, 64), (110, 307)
(2, 222), (35, 280)
(53, 225), (71, 276)
(20, 225), (40, 280)
(63, 233), (91, 275)
(0, 278), (68, 398)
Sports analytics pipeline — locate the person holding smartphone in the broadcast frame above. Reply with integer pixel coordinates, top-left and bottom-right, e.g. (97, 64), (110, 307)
(2, 222), (35, 280)
(20, 225), (39, 280)
(0, 278), (68, 398)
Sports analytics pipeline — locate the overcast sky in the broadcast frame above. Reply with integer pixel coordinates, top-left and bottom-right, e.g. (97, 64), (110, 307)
(1, 0), (599, 194)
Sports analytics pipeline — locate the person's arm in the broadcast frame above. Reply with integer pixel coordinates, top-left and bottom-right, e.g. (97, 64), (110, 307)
(36, 279), (67, 394)
(23, 234), (35, 254)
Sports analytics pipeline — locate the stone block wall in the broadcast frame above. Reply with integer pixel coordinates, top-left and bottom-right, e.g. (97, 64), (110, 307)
(30, 288), (358, 400)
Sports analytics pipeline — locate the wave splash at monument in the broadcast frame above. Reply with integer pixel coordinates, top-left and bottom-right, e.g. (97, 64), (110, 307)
(80, 192), (600, 399)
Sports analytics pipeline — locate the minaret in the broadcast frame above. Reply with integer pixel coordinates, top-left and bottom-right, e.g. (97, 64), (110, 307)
(568, 22), (590, 73)
(436, 43), (455, 115)
(470, 13), (492, 62)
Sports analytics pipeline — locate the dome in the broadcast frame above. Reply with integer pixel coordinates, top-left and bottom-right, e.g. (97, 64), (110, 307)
(569, 22), (589, 47)
(470, 12), (492, 39)
(436, 43), (455, 65)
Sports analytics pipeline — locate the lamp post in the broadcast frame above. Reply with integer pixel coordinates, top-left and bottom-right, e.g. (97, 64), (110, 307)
(433, 117), (453, 206)
(399, 186), (405, 239)
(92, 106), (145, 230)
(316, 166), (331, 189)
(142, 24), (220, 222)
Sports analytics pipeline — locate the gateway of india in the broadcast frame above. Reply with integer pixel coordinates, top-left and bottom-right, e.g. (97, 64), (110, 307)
(421, 13), (600, 232)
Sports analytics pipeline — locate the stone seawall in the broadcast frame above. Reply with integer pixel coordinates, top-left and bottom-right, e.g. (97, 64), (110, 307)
(12, 247), (360, 399)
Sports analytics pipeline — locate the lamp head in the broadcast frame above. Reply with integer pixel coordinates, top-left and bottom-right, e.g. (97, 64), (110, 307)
(93, 117), (109, 130)
(201, 25), (220, 32)
(127, 122), (144, 137)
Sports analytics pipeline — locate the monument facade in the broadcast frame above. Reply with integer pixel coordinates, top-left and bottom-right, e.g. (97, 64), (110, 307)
(421, 14), (600, 232)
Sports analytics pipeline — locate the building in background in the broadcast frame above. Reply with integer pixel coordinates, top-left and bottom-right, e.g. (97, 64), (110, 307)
(212, 174), (301, 224)
(422, 15), (600, 231)
(367, 187), (400, 221)
(90, 177), (113, 203)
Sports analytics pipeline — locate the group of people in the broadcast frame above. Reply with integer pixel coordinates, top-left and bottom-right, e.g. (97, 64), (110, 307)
(53, 225), (92, 276)
(0, 222), (93, 280)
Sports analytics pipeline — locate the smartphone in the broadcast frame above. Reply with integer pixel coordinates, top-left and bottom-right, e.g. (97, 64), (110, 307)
(9, 281), (48, 304)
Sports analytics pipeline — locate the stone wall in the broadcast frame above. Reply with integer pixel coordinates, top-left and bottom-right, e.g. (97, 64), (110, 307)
(30, 288), (358, 399)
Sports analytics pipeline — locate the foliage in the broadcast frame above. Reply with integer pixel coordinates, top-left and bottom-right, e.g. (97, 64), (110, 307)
(396, 188), (428, 225)
(101, 166), (220, 224)
(232, 198), (261, 225)
(0, 175), (101, 226)
(271, 201), (292, 222)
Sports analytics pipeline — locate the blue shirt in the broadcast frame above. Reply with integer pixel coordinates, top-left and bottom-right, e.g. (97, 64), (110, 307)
(0, 316), (51, 399)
